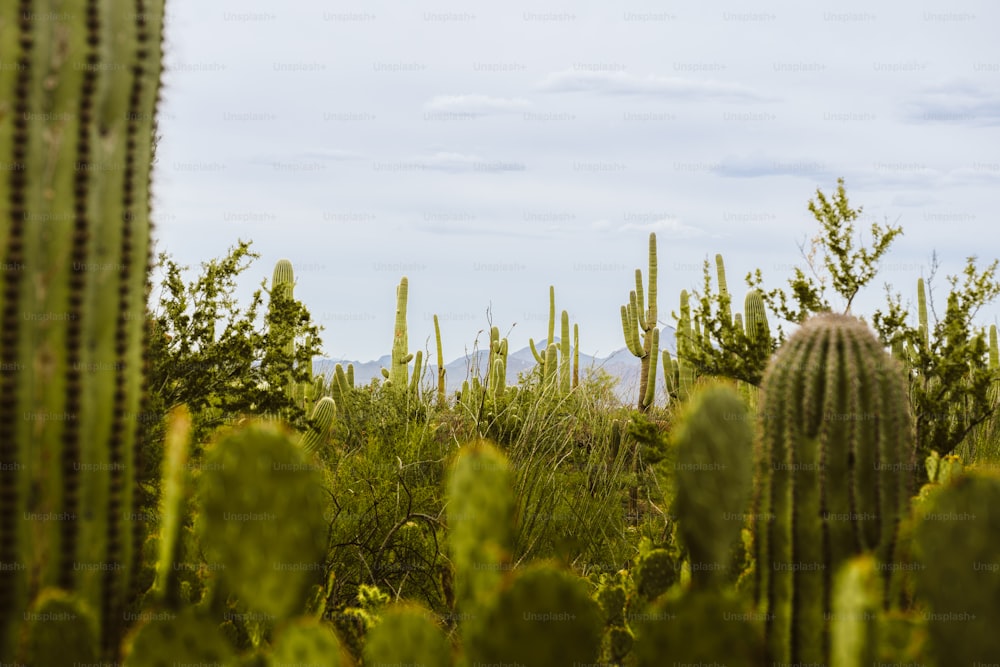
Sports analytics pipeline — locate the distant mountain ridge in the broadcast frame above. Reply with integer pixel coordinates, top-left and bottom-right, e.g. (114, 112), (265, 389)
(313, 326), (677, 406)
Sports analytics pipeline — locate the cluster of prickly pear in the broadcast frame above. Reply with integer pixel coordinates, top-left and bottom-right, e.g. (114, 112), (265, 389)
(753, 313), (914, 666)
(0, 2), (165, 661)
(446, 441), (514, 613)
(464, 563), (604, 667)
(363, 605), (452, 667)
(911, 472), (1000, 664)
(628, 384), (763, 666)
(671, 383), (754, 588)
(620, 233), (660, 410)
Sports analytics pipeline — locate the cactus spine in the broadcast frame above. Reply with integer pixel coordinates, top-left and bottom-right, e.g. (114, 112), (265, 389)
(0, 2), (164, 659)
(753, 313), (914, 666)
(620, 233), (659, 410)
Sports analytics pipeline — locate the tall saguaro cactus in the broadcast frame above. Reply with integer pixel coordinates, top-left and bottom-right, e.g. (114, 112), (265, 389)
(387, 276), (413, 388)
(620, 233), (659, 411)
(0, 2), (165, 660)
(753, 313), (914, 666)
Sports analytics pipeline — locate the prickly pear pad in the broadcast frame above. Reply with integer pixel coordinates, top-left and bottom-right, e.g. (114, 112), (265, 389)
(268, 618), (344, 667)
(20, 589), (99, 667)
(122, 607), (235, 666)
(197, 423), (328, 620)
(913, 472), (1000, 664)
(363, 605), (452, 667)
(464, 562), (603, 667)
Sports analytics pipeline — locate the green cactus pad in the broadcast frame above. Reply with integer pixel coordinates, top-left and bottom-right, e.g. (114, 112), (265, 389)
(635, 549), (679, 601)
(363, 605), (452, 667)
(465, 563), (603, 667)
(268, 618), (345, 667)
(19, 589), (99, 667)
(197, 423), (327, 620)
(671, 384), (754, 586)
(596, 584), (627, 627)
(122, 608), (236, 667)
(912, 472), (1000, 664)
(446, 441), (514, 612)
(632, 588), (764, 667)
(607, 625), (634, 663)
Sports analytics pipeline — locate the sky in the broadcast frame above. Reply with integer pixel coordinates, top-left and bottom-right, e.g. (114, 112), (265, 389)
(151, 0), (1000, 363)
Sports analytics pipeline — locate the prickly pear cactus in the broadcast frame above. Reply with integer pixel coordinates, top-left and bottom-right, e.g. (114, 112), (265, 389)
(464, 563), (603, 667)
(632, 588), (764, 667)
(196, 423), (328, 620)
(446, 441), (514, 613)
(634, 546), (678, 601)
(912, 472), (1000, 664)
(671, 383), (754, 587)
(363, 605), (452, 667)
(122, 608), (236, 667)
(19, 589), (99, 667)
(267, 618), (345, 667)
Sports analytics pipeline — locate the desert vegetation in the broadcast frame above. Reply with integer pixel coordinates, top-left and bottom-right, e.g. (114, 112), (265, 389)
(2, 3), (1000, 665)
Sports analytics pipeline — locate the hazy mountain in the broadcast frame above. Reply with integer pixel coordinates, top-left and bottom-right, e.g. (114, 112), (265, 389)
(314, 326), (677, 406)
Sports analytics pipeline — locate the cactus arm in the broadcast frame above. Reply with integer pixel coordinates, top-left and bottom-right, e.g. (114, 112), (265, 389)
(917, 277), (928, 345)
(547, 285), (555, 347)
(990, 324), (998, 371)
(300, 396), (337, 455)
(621, 305), (642, 357)
(543, 344), (558, 391)
(641, 328), (659, 409)
(434, 314), (446, 406)
(153, 407), (191, 606)
(716, 253), (731, 326)
(389, 277), (410, 387)
(573, 323), (579, 389)
(559, 311), (571, 394)
(635, 270), (647, 330)
(646, 233), (658, 329)
(529, 338), (545, 365)
(409, 350), (423, 397)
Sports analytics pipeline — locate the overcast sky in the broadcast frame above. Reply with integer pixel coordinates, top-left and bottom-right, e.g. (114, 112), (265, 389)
(152, 0), (1000, 363)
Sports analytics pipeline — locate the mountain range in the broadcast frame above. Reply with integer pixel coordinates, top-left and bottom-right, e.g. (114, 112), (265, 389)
(314, 326), (678, 406)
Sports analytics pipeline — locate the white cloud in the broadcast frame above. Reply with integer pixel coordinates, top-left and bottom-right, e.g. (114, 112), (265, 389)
(423, 94), (532, 114)
(900, 80), (1000, 126)
(536, 69), (772, 102)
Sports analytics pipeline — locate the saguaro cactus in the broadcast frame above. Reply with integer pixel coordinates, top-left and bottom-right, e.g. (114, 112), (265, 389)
(387, 276), (413, 388)
(620, 233), (659, 410)
(0, 2), (165, 660)
(753, 313), (914, 666)
(434, 314), (446, 406)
